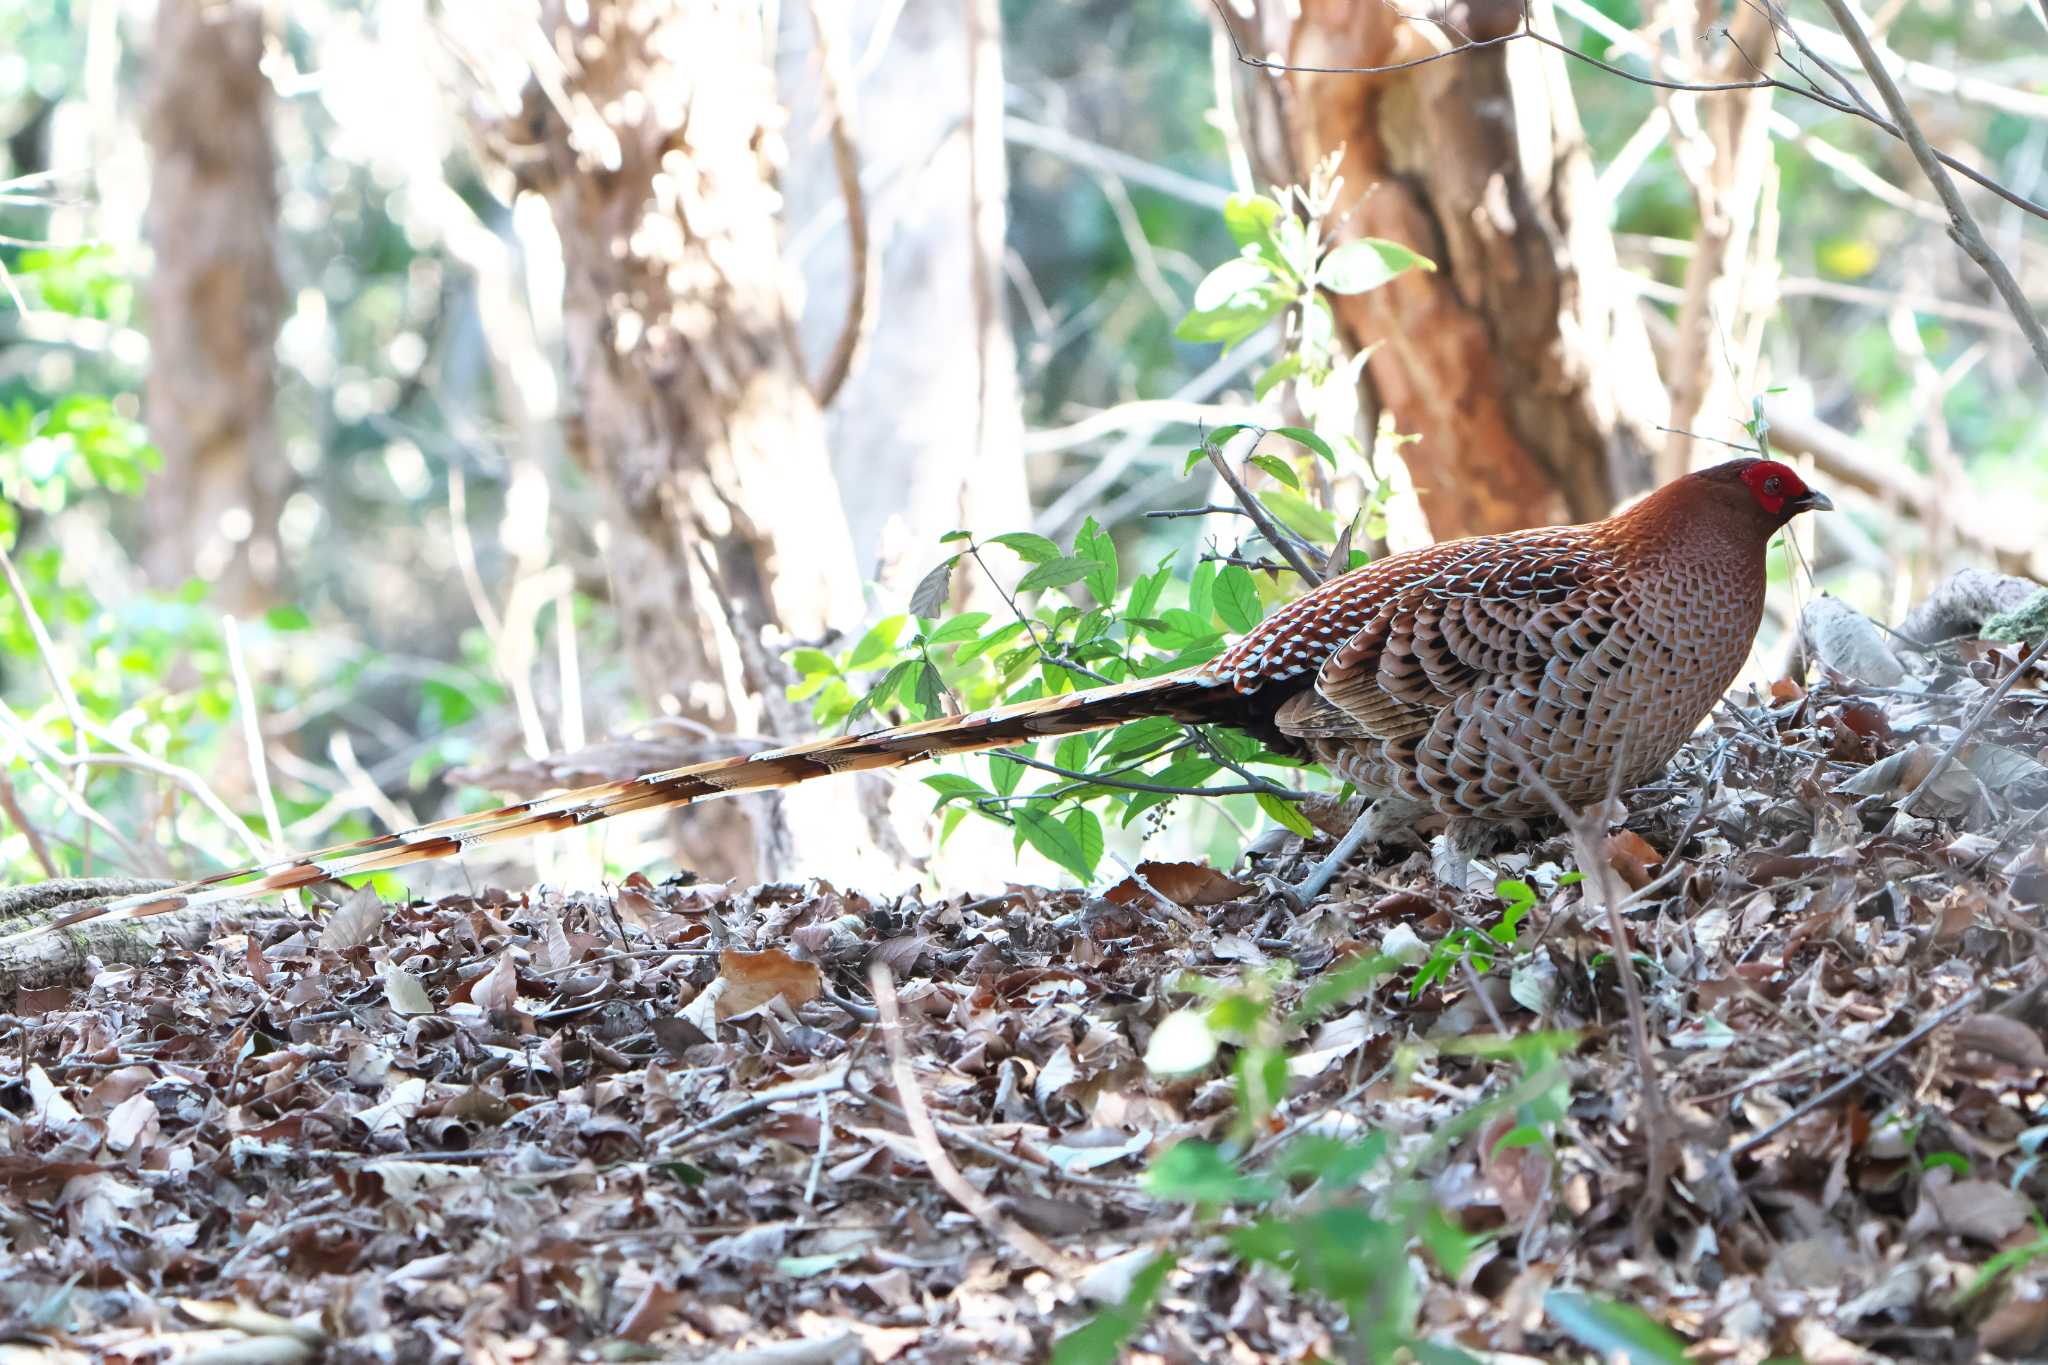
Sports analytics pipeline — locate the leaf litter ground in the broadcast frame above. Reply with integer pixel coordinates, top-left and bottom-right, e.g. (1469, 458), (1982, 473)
(2, 634), (2047, 1364)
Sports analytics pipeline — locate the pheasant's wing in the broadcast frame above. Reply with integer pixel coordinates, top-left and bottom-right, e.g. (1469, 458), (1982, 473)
(1314, 538), (1623, 739)
(1209, 531), (1623, 744)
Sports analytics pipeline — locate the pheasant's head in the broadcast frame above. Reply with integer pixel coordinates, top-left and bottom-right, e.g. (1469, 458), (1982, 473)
(1658, 457), (1833, 539)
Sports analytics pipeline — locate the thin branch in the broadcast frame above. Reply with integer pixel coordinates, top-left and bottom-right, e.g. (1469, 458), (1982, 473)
(224, 616), (283, 855)
(0, 768), (59, 878)
(1004, 748), (1302, 801)
(1023, 400), (1262, 458)
(869, 963), (1080, 1278)
(1717, 985), (1984, 1167)
(1898, 632), (2048, 819)
(1812, 0), (2048, 377)
(1202, 432), (1324, 586)
(806, 0), (874, 408)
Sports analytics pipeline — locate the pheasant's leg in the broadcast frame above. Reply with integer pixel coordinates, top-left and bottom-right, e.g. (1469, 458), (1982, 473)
(1288, 798), (1428, 903)
(1431, 818), (1502, 891)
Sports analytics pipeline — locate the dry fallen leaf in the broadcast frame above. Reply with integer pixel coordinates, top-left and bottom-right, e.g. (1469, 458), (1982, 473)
(714, 947), (822, 1019)
(317, 884), (386, 952)
(1907, 1173), (2034, 1243)
(1604, 830), (1662, 890)
(1104, 860), (1250, 907)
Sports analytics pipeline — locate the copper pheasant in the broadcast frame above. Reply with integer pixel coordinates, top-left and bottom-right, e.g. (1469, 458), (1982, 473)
(7, 457), (1828, 940)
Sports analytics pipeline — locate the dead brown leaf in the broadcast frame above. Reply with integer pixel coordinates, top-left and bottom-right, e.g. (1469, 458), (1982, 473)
(1104, 860), (1250, 907)
(714, 947), (822, 1018)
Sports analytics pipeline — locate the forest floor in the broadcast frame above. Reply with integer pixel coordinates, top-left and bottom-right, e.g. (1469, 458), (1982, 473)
(3, 626), (2048, 1364)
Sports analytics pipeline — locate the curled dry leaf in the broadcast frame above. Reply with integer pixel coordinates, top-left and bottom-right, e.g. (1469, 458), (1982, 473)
(1604, 830), (1662, 890)
(714, 947), (822, 1019)
(1104, 860), (1250, 908)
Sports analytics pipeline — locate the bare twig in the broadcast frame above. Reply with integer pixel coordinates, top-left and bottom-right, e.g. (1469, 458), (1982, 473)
(1899, 632), (2048, 818)
(224, 616), (283, 854)
(1203, 433), (1324, 586)
(1811, 0), (2048, 375)
(869, 962), (1080, 1277)
(806, 0), (874, 408)
(667, 1062), (852, 1155)
(0, 767), (59, 877)
(1718, 985), (1984, 1167)
(1004, 748), (1298, 801)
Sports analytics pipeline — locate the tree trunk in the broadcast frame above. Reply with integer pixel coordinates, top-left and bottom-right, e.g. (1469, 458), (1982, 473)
(776, 0), (1029, 599)
(510, 0), (903, 885)
(1224, 0), (1665, 539)
(141, 0), (284, 608)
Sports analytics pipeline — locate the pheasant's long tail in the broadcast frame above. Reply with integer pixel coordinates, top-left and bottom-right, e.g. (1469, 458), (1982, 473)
(5, 669), (1227, 943)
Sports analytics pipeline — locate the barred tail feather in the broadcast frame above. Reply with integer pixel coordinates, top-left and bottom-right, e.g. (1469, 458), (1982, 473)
(4, 669), (1224, 943)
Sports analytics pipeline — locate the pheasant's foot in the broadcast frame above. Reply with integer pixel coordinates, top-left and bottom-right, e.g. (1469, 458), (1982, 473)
(1433, 818), (1531, 892)
(1286, 798), (1429, 904)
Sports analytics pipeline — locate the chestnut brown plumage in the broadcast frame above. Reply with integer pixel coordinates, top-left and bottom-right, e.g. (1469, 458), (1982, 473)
(5, 458), (1828, 941)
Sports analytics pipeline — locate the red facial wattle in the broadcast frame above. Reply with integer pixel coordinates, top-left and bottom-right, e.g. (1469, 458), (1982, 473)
(1739, 460), (1806, 516)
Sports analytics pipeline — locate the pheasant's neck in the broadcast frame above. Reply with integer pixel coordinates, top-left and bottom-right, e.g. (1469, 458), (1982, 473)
(1607, 506), (1772, 676)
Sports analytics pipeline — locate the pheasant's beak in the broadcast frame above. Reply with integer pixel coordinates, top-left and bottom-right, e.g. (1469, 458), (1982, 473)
(1791, 488), (1834, 514)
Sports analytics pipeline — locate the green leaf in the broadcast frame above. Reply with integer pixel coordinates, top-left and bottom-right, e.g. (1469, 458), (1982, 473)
(1222, 192), (1281, 248)
(1257, 790), (1315, 837)
(1268, 425), (1337, 466)
(1098, 715), (1183, 763)
(1126, 559), (1173, 623)
(991, 531), (1062, 564)
(1544, 1293), (1691, 1365)
(1271, 1131), (1390, 1188)
(1214, 564), (1264, 633)
(923, 774), (989, 805)
(847, 615), (910, 671)
(1253, 354), (1304, 400)
(1259, 486), (1339, 545)
(1073, 517), (1119, 607)
(1016, 558), (1096, 594)
(1065, 807), (1104, 877)
(1174, 298), (1285, 348)
(1050, 1252), (1177, 1365)
(1053, 732), (1097, 773)
(1017, 806), (1097, 882)
(1188, 559), (1217, 622)
(925, 611), (990, 646)
(1318, 237), (1435, 294)
(1143, 1141), (1278, 1204)
(956, 619), (1026, 664)
(1247, 453), (1299, 490)
(1191, 255), (1274, 312)
(990, 749), (1028, 796)
(908, 557), (957, 619)
(263, 605), (312, 631)
(911, 661), (944, 716)
(1294, 952), (1395, 1020)
(787, 647), (839, 677)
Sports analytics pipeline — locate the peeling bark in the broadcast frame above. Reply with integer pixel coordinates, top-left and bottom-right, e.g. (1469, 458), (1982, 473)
(1225, 0), (1664, 539)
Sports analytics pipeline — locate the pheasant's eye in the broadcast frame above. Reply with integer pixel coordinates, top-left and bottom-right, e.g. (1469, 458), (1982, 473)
(1763, 476), (1782, 495)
